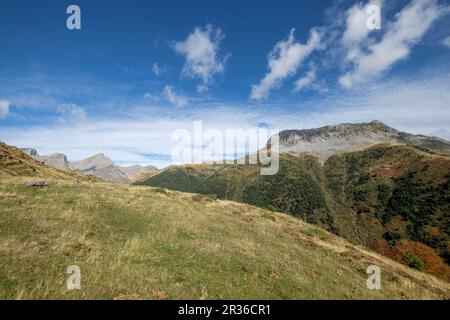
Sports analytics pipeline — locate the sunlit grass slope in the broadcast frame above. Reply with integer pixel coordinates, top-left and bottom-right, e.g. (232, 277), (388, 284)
(0, 176), (449, 299)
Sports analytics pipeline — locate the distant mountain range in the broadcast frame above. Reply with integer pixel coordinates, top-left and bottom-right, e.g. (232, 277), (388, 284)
(20, 120), (450, 183)
(20, 149), (158, 182)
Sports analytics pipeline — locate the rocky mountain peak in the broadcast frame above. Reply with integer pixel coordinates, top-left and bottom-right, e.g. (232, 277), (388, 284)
(279, 121), (396, 143)
(70, 153), (115, 172)
(274, 120), (449, 162)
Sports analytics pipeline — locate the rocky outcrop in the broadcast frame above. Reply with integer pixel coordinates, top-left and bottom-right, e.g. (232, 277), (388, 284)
(20, 148), (70, 170)
(38, 153), (71, 170)
(26, 179), (48, 187)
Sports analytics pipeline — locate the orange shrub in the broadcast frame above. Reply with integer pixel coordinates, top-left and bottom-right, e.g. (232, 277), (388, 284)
(371, 239), (450, 282)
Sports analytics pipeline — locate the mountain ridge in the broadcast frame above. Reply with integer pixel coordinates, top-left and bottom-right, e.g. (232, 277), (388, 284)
(274, 120), (450, 162)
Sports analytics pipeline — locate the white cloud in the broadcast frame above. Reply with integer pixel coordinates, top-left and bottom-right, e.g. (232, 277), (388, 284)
(56, 103), (87, 122)
(152, 62), (166, 76)
(342, 1), (380, 45)
(0, 100), (10, 119)
(442, 36), (450, 48)
(250, 28), (322, 100)
(340, 0), (446, 87)
(293, 68), (316, 92)
(341, 0), (383, 63)
(162, 85), (189, 108)
(172, 25), (227, 92)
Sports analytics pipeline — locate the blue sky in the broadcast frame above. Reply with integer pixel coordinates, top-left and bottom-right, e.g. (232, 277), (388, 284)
(0, 0), (449, 167)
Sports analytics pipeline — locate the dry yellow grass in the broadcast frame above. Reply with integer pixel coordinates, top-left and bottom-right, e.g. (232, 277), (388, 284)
(0, 175), (448, 299)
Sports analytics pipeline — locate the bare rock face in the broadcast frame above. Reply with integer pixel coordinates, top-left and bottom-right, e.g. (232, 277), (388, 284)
(19, 149), (70, 170)
(38, 153), (71, 170)
(70, 154), (129, 182)
(70, 153), (115, 172)
(273, 120), (450, 162)
(26, 179), (48, 187)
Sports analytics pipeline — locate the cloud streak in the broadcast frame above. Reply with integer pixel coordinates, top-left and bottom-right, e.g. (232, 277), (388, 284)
(0, 100), (10, 119)
(162, 85), (189, 108)
(293, 68), (316, 92)
(340, 0), (447, 87)
(251, 28), (322, 99)
(342, 0), (382, 46)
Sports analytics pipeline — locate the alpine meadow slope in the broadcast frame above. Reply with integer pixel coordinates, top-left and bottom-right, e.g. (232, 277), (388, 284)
(0, 142), (449, 299)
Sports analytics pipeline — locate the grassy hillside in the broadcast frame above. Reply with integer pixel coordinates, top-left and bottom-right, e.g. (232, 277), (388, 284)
(135, 154), (332, 227)
(0, 143), (449, 299)
(137, 144), (450, 282)
(1, 176), (449, 299)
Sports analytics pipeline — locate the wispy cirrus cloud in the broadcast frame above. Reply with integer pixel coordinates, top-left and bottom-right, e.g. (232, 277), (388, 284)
(250, 28), (322, 99)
